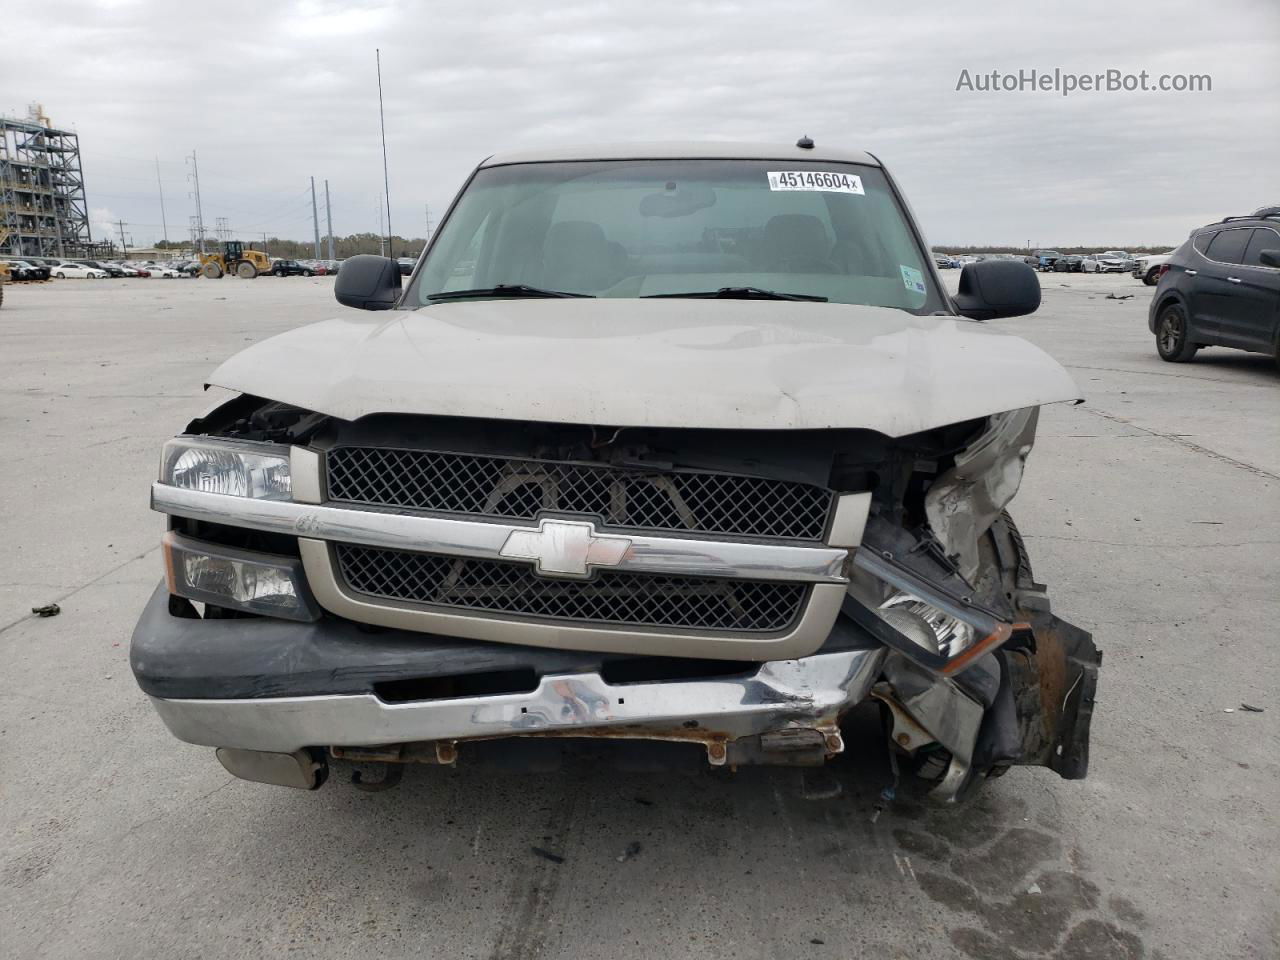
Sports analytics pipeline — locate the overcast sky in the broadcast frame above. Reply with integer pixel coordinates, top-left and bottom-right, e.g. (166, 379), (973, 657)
(4, 0), (1276, 250)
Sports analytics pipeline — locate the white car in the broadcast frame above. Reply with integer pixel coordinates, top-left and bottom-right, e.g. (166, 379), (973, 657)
(1081, 254), (1128, 274)
(53, 262), (107, 279)
(148, 265), (181, 278)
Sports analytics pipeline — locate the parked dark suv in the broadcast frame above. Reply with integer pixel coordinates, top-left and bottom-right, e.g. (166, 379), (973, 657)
(1150, 207), (1280, 367)
(270, 259), (314, 277)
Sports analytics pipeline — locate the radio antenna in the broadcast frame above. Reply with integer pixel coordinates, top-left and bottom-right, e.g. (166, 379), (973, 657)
(376, 48), (394, 260)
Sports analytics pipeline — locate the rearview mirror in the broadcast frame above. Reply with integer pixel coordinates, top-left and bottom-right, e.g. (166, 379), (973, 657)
(1259, 249), (1280, 268)
(334, 254), (401, 311)
(953, 260), (1041, 321)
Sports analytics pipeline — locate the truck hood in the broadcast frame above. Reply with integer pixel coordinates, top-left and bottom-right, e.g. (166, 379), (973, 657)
(208, 298), (1081, 435)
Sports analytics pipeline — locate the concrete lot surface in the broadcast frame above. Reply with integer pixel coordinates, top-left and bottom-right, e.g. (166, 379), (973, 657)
(1, 273), (1276, 959)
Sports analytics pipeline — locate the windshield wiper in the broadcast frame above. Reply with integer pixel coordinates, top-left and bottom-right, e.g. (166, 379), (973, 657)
(426, 284), (594, 301)
(643, 286), (827, 302)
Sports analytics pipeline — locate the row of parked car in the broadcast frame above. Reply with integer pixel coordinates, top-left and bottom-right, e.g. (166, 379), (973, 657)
(1, 257), (192, 280)
(932, 249), (1172, 285)
(1, 255), (346, 281)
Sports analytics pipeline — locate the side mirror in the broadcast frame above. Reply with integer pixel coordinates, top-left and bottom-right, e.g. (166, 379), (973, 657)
(334, 254), (401, 311)
(1259, 249), (1280, 268)
(953, 259), (1041, 321)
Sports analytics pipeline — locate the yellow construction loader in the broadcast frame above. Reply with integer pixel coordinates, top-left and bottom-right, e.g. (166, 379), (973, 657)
(198, 240), (271, 279)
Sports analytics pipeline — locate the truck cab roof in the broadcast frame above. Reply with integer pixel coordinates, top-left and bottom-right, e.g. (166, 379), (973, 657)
(481, 141), (881, 167)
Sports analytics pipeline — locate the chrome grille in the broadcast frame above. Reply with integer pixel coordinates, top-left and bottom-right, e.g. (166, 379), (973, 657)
(335, 544), (808, 633)
(326, 447), (833, 541)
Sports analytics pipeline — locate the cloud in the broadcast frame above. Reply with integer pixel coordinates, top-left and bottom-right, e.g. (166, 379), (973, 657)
(5, 0), (1276, 247)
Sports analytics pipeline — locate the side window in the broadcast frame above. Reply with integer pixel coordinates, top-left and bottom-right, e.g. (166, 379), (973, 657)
(1242, 228), (1279, 268)
(1192, 232), (1215, 256)
(1205, 228), (1251, 265)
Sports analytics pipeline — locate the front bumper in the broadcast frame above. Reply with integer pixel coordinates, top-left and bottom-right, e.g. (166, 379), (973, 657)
(133, 582), (885, 766)
(150, 650), (885, 760)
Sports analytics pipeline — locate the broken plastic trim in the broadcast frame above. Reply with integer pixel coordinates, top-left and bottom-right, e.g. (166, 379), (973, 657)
(846, 547), (1021, 676)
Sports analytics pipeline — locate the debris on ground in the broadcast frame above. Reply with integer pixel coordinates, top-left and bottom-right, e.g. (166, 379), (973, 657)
(810, 938), (826, 945)
(633, 796), (654, 806)
(31, 602), (61, 618)
(1106, 293), (1134, 300)
(1224, 708), (1235, 713)
(616, 841), (642, 862)
(531, 846), (565, 864)
(1028, 882), (1043, 895)
(1240, 703), (1264, 713)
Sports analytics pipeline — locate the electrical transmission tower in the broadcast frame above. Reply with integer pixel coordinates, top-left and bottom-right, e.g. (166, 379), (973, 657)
(186, 149), (206, 254)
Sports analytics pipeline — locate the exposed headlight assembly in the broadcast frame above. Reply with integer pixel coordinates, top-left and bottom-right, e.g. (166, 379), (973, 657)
(846, 543), (1017, 677)
(160, 436), (291, 500)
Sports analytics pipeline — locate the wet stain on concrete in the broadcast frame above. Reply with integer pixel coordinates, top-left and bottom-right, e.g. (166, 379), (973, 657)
(893, 789), (1150, 959)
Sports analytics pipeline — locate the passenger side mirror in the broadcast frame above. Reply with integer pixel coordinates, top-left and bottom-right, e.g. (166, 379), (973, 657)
(334, 254), (402, 311)
(1259, 249), (1280, 268)
(953, 259), (1041, 321)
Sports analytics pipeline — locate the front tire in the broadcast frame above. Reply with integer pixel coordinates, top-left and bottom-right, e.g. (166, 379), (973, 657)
(201, 262), (224, 279)
(236, 261), (259, 279)
(1156, 303), (1198, 362)
(56, 271), (65, 278)
(1143, 267), (1160, 286)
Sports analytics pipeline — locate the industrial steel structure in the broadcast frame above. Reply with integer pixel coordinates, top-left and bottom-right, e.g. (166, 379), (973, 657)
(0, 105), (107, 258)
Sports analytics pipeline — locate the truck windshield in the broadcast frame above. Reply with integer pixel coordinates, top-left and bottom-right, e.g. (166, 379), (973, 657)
(409, 159), (943, 313)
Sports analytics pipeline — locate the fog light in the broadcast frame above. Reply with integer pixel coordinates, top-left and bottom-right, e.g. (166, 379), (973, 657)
(163, 532), (319, 621)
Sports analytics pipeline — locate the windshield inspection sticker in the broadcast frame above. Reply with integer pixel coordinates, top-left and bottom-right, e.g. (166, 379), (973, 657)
(767, 171), (864, 194)
(900, 264), (927, 295)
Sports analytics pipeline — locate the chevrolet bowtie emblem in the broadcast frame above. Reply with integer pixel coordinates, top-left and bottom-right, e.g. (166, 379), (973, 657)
(499, 519), (633, 579)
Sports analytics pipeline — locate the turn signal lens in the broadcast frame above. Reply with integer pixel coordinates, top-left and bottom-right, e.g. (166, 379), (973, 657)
(163, 532), (318, 621)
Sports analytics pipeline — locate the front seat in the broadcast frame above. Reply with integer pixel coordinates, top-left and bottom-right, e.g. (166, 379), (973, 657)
(760, 214), (836, 273)
(541, 220), (621, 292)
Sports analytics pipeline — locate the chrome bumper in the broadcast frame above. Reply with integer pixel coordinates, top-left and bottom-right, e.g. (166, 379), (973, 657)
(148, 648), (886, 763)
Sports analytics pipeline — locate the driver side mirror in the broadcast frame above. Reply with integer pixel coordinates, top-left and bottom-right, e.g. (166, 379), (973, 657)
(1259, 250), (1280, 268)
(334, 254), (402, 311)
(953, 259), (1040, 321)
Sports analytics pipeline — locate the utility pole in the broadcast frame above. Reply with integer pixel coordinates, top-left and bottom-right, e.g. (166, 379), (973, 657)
(425, 204), (433, 240)
(187, 149), (206, 255)
(155, 158), (169, 247)
(116, 219), (129, 259)
(261, 231), (268, 252)
(324, 179), (335, 260)
(310, 176), (321, 260)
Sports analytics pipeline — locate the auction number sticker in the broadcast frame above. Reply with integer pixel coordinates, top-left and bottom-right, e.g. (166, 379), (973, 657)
(900, 264), (927, 295)
(767, 171), (864, 194)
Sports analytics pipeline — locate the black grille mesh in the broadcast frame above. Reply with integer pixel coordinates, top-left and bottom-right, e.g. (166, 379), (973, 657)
(336, 544), (808, 633)
(326, 447), (832, 542)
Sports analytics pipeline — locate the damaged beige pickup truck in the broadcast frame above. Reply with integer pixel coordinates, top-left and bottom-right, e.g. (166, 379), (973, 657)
(132, 141), (1100, 801)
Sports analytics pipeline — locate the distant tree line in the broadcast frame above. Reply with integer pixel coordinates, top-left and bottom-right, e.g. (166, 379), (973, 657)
(153, 233), (429, 259)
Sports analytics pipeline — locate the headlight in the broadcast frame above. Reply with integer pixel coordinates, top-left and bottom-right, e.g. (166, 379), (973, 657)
(851, 546), (1016, 676)
(160, 436), (291, 500)
(163, 532), (318, 621)
(878, 592), (975, 658)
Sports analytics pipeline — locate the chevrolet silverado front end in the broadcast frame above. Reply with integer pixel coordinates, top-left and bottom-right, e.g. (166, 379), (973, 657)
(131, 142), (1100, 802)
